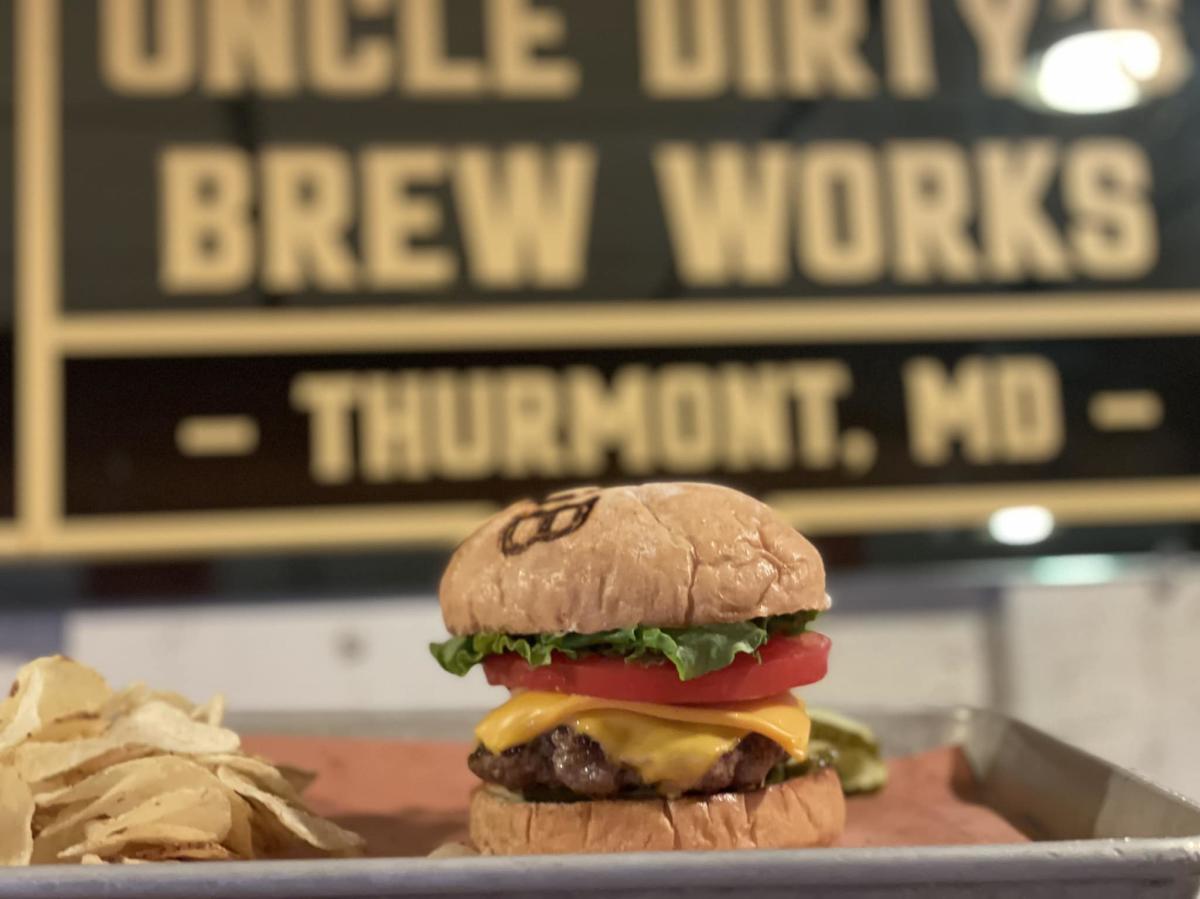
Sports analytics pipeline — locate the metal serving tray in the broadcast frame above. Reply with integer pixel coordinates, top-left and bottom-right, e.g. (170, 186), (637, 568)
(4, 707), (1199, 899)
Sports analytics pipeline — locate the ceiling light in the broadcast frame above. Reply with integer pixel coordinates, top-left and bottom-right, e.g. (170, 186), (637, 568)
(988, 505), (1055, 546)
(1025, 29), (1161, 115)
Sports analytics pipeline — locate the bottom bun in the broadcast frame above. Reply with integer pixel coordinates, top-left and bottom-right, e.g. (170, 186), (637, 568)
(469, 768), (845, 855)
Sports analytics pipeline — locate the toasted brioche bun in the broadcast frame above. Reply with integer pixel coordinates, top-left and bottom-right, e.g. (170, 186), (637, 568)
(469, 768), (844, 855)
(440, 482), (826, 634)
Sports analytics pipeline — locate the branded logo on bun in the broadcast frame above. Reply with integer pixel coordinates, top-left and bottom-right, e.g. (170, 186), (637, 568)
(430, 482), (844, 855)
(498, 489), (601, 556)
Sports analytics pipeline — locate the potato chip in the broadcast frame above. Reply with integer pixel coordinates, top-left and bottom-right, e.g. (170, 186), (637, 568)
(58, 786), (232, 860)
(237, 792), (306, 856)
(116, 701), (240, 755)
(0, 666), (45, 754)
(73, 853), (147, 866)
(99, 684), (193, 721)
(31, 825), (85, 865)
(0, 768), (34, 866)
(428, 841), (480, 859)
(105, 786), (231, 838)
(3, 655), (363, 866)
(37, 756), (213, 808)
(15, 701), (239, 783)
(191, 694), (225, 727)
(36, 757), (225, 846)
(144, 690), (198, 714)
(33, 713), (107, 743)
(71, 745), (155, 781)
(197, 754), (306, 805)
(223, 791), (255, 859)
(97, 683), (150, 720)
(32, 800), (76, 833)
(27, 659), (110, 729)
(0, 657), (110, 753)
(15, 734), (125, 784)
(63, 823), (226, 861)
(82, 854), (150, 865)
(124, 842), (237, 862)
(276, 764), (317, 795)
(216, 766), (363, 855)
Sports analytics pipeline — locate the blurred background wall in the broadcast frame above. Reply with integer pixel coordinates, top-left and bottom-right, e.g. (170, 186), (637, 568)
(1, 0), (1199, 799)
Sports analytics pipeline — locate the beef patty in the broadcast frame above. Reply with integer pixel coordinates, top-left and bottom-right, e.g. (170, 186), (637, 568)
(468, 727), (788, 798)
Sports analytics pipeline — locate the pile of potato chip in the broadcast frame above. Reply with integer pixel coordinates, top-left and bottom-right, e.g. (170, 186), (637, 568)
(0, 656), (364, 865)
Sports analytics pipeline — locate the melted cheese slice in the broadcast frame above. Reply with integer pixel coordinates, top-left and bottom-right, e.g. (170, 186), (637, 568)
(475, 691), (811, 795)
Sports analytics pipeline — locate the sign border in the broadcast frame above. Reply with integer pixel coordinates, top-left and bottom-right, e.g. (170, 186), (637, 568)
(15, 0), (62, 554)
(52, 292), (1200, 356)
(12, 0), (1200, 558)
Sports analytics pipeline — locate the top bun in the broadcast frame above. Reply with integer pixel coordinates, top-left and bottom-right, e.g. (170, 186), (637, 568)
(439, 482), (827, 635)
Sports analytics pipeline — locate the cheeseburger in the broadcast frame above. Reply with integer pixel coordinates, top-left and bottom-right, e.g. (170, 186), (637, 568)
(431, 482), (843, 854)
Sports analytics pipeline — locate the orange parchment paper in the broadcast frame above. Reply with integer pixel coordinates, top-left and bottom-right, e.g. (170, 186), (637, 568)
(242, 735), (1029, 857)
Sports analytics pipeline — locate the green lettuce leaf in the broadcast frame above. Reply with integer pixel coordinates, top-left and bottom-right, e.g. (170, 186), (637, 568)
(429, 611), (818, 681)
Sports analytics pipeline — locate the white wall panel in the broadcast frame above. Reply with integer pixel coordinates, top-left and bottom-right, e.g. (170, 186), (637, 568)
(64, 597), (505, 711)
(65, 600), (991, 714)
(805, 610), (990, 710)
(999, 580), (1167, 783)
(1161, 576), (1200, 800)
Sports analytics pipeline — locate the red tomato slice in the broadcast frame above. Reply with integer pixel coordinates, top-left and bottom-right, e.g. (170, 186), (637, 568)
(482, 632), (830, 705)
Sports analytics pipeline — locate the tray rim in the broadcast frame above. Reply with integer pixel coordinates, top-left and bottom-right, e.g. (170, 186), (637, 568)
(2, 838), (1199, 897)
(945, 705), (1200, 824)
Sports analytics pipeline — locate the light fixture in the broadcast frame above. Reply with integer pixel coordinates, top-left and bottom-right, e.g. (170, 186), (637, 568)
(987, 505), (1055, 546)
(1023, 29), (1162, 115)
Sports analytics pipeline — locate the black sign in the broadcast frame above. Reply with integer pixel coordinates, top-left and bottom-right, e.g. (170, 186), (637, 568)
(7, 0), (1200, 558)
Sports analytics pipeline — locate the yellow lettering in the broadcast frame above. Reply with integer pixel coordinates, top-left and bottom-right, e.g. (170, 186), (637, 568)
(261, 146), (358, 292)
(735, 0), (775, 97)
(501, 368), (564, 477)
(402, 0), (485, 96)
(205, 0), (298, 96)
(783, 0), (876, 97)
(654, 142), (789, 286)
(430, 369), (496, 480)
(995, 356), (1063, 463)
(291, 372), (357, 484)
(955, 0), (1037, 96)
(883, 0), (936, 97)
(564, 367), (653, 475)
(655, 365), (717, 473)
(797, 142), (884, 283)
(307, 0), (392, 96)
(786, 361), (850, 469)
(977, 140), (1070, 281)
(358, 371), (428, 481)
(638, 0), (725, 98)
(719, 364), (791, 472)
(159, 145), (253, 293)
(100, 0), (193, 95)
(1065, 139), (1157, 280)
(361, 146), (456, 289)
(487, 0), (579, 97)
(454, 144), (597, 288)
(903, 356), (992, 465)
(888, 141), (979, 283)
(1097, 0), (1189, 98)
